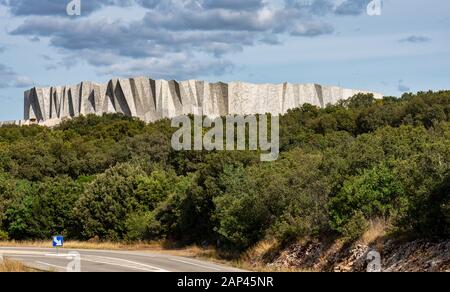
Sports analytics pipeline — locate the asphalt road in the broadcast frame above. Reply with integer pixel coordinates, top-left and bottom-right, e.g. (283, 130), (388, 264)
(0, 247), (245, 272)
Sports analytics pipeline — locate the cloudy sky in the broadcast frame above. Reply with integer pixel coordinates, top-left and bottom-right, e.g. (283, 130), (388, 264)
(0, 0), (449, 120)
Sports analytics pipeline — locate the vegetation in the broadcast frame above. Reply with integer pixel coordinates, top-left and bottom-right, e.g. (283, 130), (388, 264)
(0, 258), (33, 272)
(0, 91), (448, 253)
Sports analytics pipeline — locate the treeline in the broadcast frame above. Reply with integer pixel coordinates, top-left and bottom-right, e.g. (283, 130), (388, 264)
(0, 91), (448, 250)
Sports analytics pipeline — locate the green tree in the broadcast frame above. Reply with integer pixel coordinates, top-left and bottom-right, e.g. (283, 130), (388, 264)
(75, 163), (146, 240)
(214, 150), (330, 249)
(329, 165), (406, 236)
(4, 177), (83, 239)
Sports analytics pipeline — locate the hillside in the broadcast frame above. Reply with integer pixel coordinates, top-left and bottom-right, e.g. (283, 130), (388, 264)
(0, 91), (448, 271)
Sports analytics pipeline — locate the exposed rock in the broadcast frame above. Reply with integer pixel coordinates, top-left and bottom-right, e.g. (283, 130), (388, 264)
(253, 239), (450, 272)
(381, 239), (450, 272)
(333, 244), (370, 272)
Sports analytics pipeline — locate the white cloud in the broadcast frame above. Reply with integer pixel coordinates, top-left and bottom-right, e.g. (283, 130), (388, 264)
(0, 64), (34, 88)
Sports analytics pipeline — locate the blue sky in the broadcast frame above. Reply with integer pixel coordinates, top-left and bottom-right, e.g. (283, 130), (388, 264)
(0, 0), (449, 120)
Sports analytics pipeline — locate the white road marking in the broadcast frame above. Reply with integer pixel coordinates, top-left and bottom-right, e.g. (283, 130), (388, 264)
(2, 250), (168, 272)
(0, 250), (47, 256)
(35, 261), (67, 270)
(45, 254), (74, 257)
(3, 255), (45, 258)
(81, 255), (169, 272)
(170, 258), (222, 271)
(0, 248), (241, 272)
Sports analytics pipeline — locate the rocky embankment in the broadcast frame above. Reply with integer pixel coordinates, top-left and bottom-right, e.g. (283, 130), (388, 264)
(248, 238), (449, 272)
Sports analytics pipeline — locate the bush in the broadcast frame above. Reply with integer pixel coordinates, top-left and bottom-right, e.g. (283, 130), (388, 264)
(340, 212), (369, 241)
(0, 91), (449, 247)
(214, 151), (330, 250)
(4, 177), (83, 240)
(75, 163), (194, 241)
(392, 132), (450, 237)
(398, 173), (450, 237)
(0, 230), (8, 241)
(213, 165), (269, 249)
(329, 165), (406, 235)
(75, 163), (146, 241)
(125, 211), (161, 241)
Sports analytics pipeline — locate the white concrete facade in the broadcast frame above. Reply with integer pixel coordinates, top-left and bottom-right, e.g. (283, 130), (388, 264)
(13, 77), (383, 126)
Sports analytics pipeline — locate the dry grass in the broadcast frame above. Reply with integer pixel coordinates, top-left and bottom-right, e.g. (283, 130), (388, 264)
(359, 219), (390, 246)
(0, 225), (392, 273)
(238, 240), (307, 272)
(0, 239), (313, 272)
(0, 240), (239, 271)
(0, 240), (165, 251)
(0, 240), (284, 271)
(0, 240), (234, 263)
(0, 240), (228, 262)
(0, 258), (33, 272)
(240, 239), (278, 270)
(243, 240), (278, 261)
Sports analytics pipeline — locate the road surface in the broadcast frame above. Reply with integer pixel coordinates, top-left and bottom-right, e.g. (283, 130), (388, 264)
(0, 247), (245, 272)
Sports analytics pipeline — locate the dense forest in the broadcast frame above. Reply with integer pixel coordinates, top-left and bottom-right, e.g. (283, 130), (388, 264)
(0, 91), (448, 252)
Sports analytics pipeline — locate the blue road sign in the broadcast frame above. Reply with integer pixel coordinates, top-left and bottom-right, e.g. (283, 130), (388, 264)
(53, 236), (64, 247)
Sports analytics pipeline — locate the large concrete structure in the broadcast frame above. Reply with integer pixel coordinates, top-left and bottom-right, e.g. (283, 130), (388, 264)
(2, 77), (383, 127)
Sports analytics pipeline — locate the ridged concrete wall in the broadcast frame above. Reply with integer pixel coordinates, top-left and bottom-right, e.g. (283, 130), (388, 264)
(18, 77), (382, 126)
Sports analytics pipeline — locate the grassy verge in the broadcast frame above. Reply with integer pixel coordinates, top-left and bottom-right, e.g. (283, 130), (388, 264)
(0, 240), (252, 270)
(0, 240), (306, 271)
(0, 240), (220, 258)
(0, 258), (37, 272)
(0, 240), (164, 251)
(0, 221), (389, 272)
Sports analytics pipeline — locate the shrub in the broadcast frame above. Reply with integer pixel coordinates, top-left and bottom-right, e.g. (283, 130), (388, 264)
(214, 151), (330, 250)
(0, 91), (449, 247)
(399, 173), (450, 237)
(340, 212), (369, 241)
(125, 211), (161, 241)
(0, 230), (8, 241)
(329, 165), (406, 235)
(4, 177), (83, 240)
(75, 163), (146, 240)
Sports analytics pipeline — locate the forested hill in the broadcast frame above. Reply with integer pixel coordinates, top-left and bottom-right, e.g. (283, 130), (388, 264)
(0, 91), (448, 251)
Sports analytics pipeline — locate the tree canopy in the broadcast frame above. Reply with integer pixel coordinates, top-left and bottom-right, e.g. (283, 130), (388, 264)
(0, 90), (448, 251)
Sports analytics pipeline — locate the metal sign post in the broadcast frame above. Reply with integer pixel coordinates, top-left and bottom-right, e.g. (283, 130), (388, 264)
(52, 235), (64, 255)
